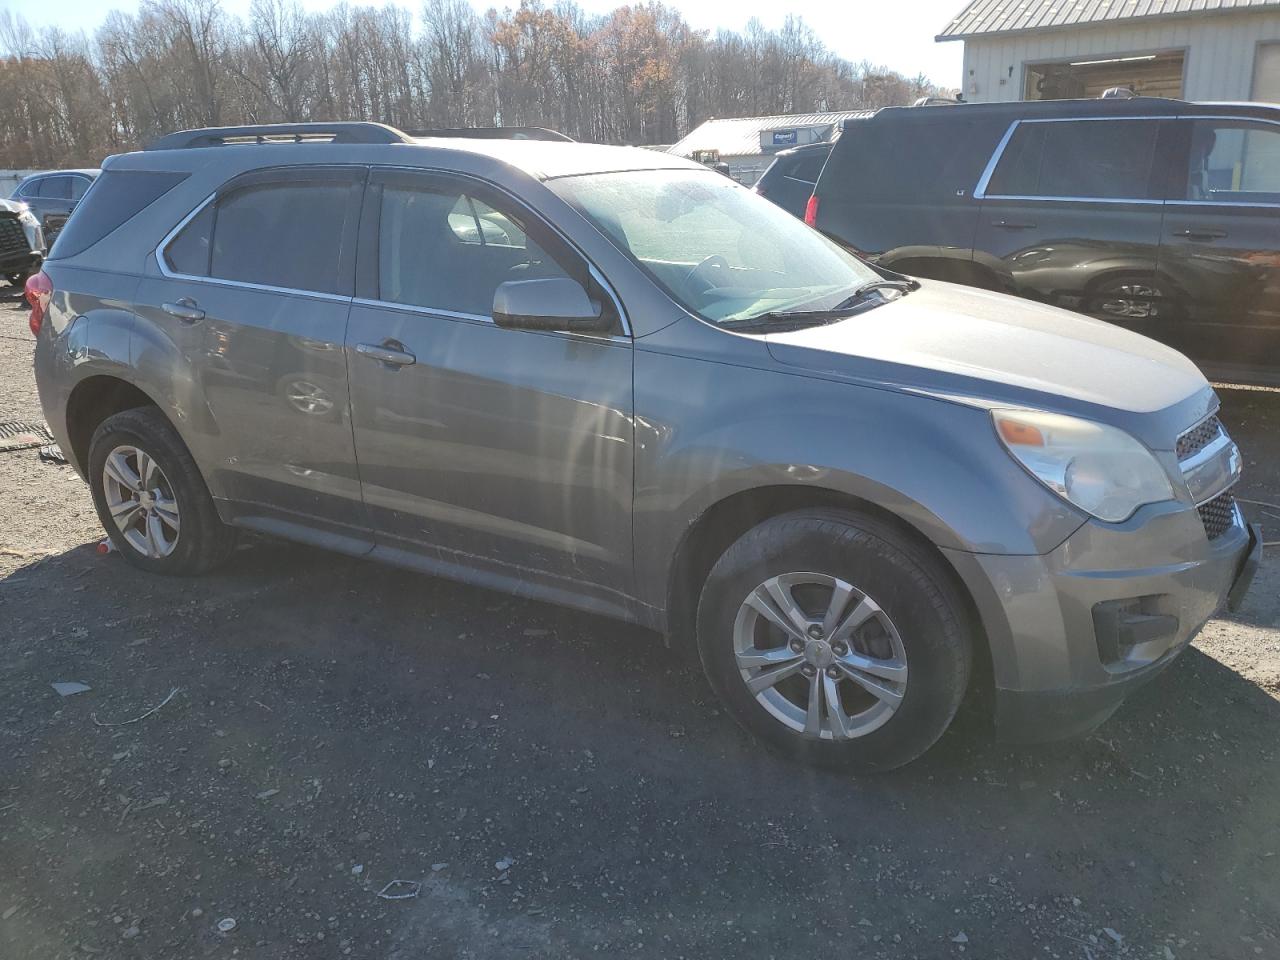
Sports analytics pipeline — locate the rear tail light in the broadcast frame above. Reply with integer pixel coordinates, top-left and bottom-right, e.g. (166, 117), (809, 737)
(803, 194), (819, 227)
(25, 270), (52, 337)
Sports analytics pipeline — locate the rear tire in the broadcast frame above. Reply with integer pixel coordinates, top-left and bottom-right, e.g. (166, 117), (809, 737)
(696, 508), (972, 772)
(87, 407), (236, 575)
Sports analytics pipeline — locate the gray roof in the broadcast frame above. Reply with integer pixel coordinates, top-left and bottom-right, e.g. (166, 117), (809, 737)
(667, 112), (874, 159)
(938, 0), (1280, 40)
(409, 138), (705, 180)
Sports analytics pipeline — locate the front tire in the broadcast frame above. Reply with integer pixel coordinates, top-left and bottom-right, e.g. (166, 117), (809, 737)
(88, 407), (236, 575)
(696, 509), (972, 772)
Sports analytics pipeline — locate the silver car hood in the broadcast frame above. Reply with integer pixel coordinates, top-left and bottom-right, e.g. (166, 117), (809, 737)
(764, 280), (1215, 448)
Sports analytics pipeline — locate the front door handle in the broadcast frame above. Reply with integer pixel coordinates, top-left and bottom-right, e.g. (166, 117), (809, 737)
(992, 219), (1037, 230)
(162, 298), (205, 323)
(356, 342), (416, 366)
(1174, 227), (1228, 241)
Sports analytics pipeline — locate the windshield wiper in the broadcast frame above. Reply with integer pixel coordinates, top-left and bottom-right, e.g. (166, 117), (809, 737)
(720, 308), (862, 331)
(720, 279), (919, 331)
(843, 278), (918, 304)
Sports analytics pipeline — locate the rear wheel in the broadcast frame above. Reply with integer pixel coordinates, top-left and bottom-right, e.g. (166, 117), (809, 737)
(87, 407), (236, 575)
(696, 509), (972, 772)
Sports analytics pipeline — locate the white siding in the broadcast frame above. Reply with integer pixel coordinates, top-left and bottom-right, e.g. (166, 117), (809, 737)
(960, 9), (1280, 101)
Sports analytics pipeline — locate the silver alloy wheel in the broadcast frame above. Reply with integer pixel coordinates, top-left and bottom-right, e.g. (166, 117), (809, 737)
(102, 444), (180, 559)
(733, 572), (908, 740)
(1098, 283), (1161, 319)
(284, 379), (335, 415)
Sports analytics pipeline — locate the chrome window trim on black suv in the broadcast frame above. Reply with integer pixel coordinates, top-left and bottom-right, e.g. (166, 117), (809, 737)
(156, 166), (632, 337)
(974, 113), (1280, 207)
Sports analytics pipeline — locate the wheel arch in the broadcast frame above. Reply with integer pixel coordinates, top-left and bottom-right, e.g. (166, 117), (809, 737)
(663, 484), (993, 704)
(64, 374), (166, 476)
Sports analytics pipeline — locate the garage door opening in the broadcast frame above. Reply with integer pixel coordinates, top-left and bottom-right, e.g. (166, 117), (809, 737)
(1025, 50), (1185, 100)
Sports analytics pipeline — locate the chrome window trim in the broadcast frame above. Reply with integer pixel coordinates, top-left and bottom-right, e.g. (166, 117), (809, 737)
(350, 295), (631, 344)
(368, 165), (632, 337)
(975, 115), (1168, 203)
(155, 189), (354, 304)
(973, 120), (1019, 200)
(1167, 199), (1280, 208)
(980, 194), (1164, 205)
(976, 113), (1280, 203)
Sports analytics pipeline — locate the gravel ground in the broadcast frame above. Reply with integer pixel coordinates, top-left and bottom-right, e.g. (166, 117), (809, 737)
(2, 286), (1278, 960)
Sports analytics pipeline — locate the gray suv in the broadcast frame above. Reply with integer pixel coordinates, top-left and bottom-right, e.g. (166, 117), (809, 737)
(31, 123), (1260, 771)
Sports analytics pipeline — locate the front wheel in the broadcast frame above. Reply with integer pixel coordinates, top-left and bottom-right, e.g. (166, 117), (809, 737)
(696, 509), (972, 772)
(87, 407), (236, 575)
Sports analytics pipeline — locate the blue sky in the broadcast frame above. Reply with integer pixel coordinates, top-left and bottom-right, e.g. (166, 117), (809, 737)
(6, 0), (968, 87)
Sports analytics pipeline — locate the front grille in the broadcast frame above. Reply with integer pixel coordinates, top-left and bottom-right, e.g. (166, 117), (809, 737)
(0, 214), (25, 257)
(1176, 415), (1223, 460)
(1198, 490), (1237, 541)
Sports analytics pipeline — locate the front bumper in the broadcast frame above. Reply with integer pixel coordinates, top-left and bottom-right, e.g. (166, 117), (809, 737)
(944, 504), (1260, 744)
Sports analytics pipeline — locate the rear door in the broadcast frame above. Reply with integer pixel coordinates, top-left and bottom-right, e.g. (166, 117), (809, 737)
(974, 117), (1168, 337)
(1157, 116), (1280, 375)
(345, 168), (635, 605)
(136, 166), (369, 546)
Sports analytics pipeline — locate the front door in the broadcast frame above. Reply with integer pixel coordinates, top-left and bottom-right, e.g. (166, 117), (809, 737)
(345, 169), (635, 607)
(1157, 117), (1280, 377)
(135, 165), (369, 545)
(974, 117), (1169, 339)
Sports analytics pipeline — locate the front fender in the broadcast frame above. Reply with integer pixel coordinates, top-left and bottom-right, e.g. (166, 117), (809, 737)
(631, 327), (1085, 611)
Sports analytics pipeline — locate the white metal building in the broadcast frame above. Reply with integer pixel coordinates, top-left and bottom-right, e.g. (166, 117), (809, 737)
(666, 111), (872, 184)
(939, 0), (1280, 103)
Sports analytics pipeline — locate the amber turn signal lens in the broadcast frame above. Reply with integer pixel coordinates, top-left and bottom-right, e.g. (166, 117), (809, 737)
(997, 417), (1045, 447)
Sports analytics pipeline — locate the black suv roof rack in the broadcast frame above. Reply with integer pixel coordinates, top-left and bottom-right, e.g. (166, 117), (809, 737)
(145, 122), (413, 151)
(408, 126), (574, 143)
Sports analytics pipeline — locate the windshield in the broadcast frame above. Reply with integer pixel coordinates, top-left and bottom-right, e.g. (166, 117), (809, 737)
(548, 169), (881, 324)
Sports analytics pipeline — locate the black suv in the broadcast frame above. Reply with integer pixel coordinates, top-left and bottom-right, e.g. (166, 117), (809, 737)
(754, 142), (832, 218)
(806, 97), (1280, 385)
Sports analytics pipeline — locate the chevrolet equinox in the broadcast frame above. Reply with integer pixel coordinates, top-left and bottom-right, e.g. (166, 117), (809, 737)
(30, 122), (1261, 771)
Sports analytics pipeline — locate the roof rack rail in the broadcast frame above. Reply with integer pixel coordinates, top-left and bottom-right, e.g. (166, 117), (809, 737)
(407, 126), (575, 143)
(145, 122), (413, 151)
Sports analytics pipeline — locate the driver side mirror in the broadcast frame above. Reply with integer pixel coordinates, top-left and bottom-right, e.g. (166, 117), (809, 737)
(492, 278), (612, 333)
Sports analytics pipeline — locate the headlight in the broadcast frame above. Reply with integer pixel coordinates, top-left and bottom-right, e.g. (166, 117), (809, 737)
(992, 409), (1173, 522)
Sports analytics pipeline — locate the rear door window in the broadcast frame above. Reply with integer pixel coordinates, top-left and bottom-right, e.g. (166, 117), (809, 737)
(986, 119), (1160, 200)
(70, 176), (91, 200)
(164, 172), (362, 296)
(37, 176), (71, 199)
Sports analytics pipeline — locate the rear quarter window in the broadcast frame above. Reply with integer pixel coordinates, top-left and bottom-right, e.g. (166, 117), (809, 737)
(819, 115), (1007, 205)
(49, 170), (188, 260)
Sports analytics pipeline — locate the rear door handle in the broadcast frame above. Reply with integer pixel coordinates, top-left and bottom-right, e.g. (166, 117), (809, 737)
(356, 342), (416, 366)
(1174, 228), (1228, 241)
(162, 298), (204, 323)
(992, 220), (1037, 229)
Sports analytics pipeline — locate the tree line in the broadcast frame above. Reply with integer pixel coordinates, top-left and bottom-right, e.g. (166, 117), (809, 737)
(0, 0), (951, 169)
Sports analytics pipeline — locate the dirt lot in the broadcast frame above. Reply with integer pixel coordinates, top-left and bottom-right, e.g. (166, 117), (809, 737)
(2, 285), (1278, 960)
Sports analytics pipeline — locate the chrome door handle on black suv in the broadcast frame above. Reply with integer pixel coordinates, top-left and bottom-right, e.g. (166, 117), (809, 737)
(356, 341), (416, 366)
(162, 298), (205, 323)
(1174, 227), (1228, 241)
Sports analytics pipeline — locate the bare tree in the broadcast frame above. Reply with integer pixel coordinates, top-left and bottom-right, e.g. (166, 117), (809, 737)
(0, 0), (953, 168)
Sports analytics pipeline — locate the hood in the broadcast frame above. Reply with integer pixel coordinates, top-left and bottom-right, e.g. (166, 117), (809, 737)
(0, 198), (24, 215)
(764, 280), (1215, 446)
